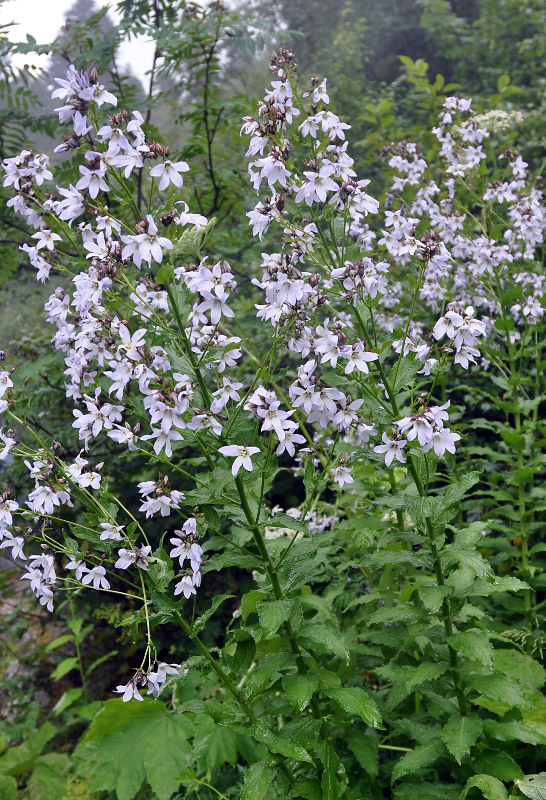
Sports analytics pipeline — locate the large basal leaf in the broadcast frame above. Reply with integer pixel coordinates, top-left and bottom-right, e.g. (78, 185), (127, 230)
(75, 699), (191, 800)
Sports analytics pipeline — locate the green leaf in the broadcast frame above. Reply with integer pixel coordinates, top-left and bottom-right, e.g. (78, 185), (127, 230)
(148, 547), (175, 592)
(0, 775), (17, 800)
(465, 673), (527, 709)
(52, 687), (83, 716)
(300, 623), (350, 662)
(450, 630), (494, 667)
(44, 633), (74, 653)
(347, 735), (378, 777)
(514, 774), (546, 800)
(326, 687), (382, 728)
(51, 656), (79, 680)
(155, 262), (173, 286)
(442, 715), (482, 764)
(473, 750), (523, 782)
(406, 662), (448, 690)
(289, 777), (321, 799)
(494, 649), (546, 689)
(192, 716), (240, 770)
(282, 673), (318, 711)
(253, 727), (313, 763)
(501, 429), (525, 451)
(321, 743), (340, 800)
(462, 774), (508, 800)
(441, 471), (481, 509)
(76, 699), (191, 800)
(391, 740), (446, 782)
(258, 599), (294, 636)
(245, 652), (292, 697)
(28, 753), (70, 800)
(241, 590), (265, 621)
(0, 723), (56, 776)
(241, 761), (278, 800)
(191, 594), (234, 636)
(390, 354), (418, 393)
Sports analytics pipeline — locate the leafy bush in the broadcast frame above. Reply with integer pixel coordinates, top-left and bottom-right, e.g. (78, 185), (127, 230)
(0, 14), (546, 800)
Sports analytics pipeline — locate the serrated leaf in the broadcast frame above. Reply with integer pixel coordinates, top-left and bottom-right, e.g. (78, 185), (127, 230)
(192, 716), (240, 771)
(321, 743), (340, 800)
(347, 735), (378, 777)
(191, 594), (234, 636)
(465, 673), (527, 709)
(515, 774), (546, 800)
(258, 599), (294, 636)
(474, 750), (523, 782)
(241, 761), (278, 800)
(450, 630), (494, 667)
(391, 740), (446, 782)
(282, 673), (318, 711)
(442, 715), (482, 764)
(300, 623), (349, 662)
(253, 727), (313, 763)
(406, 662), (448, 690)
(289, 777), (321, 799)
(327, 687), (382, 728)
(494, 649), (546, 689)
(462, 774), (508, 800)
(76, 699), (190, 800)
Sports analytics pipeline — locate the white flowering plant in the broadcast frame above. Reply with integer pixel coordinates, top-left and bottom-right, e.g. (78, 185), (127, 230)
(1, 45), (546, 800)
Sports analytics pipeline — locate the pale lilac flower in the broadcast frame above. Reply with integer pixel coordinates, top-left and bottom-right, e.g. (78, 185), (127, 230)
(82, 565), (110, 590)
(219, 444), (261, 476)
(149, 159), (189, 190)
(115, 680), (144, 702)
(373, 432), (407, 467)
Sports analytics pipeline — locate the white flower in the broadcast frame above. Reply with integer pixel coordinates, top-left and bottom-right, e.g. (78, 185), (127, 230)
(422, 426), (461, 457)
(82, 565), (110, 590)
(330, 464), (354, 488)
(174, 574), (197, 599)
(149, 159), (189, 190)
(373, 432), (407, 467)
(218, 444), (261, 476)
(32, 229), (61, 251)
(100, 522), (124, 541)
(0, 531), (26, 560)
(115, 680), (143, 702)
(294, 165), (338, 206)
(67, 557), (89, 580)
(76, 166), (109, 199)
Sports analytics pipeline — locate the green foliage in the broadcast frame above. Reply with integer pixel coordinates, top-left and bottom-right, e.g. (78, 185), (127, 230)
(76, 699), (192, 800)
